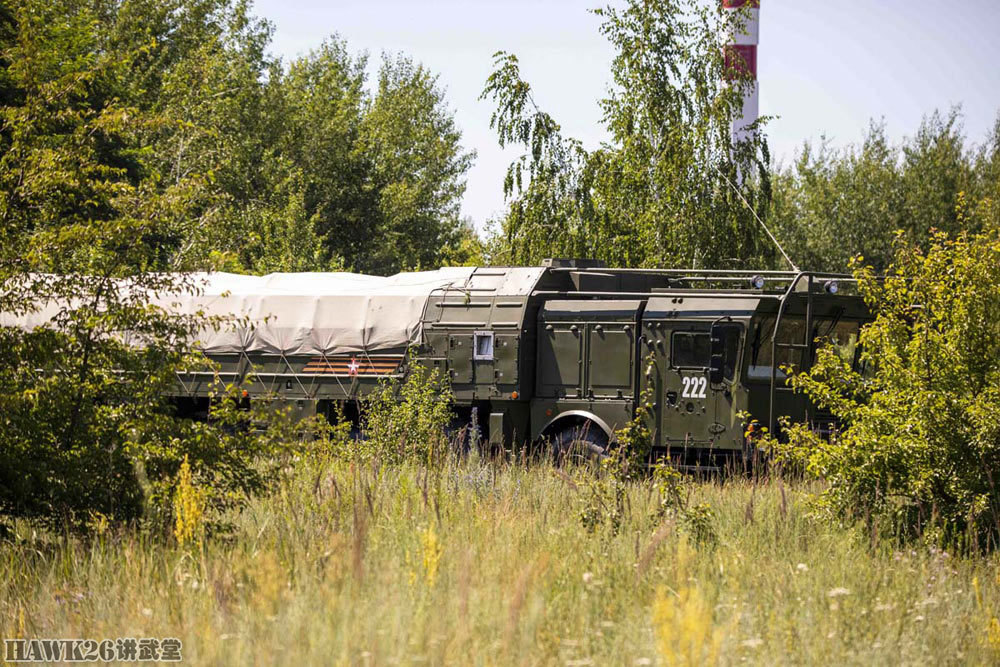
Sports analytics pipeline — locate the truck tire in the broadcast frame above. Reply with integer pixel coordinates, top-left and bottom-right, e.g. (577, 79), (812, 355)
(551, 422), (609, 464)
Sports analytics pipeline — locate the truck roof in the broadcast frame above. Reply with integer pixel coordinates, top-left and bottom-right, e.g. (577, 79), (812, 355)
(1, 264), (865, 356)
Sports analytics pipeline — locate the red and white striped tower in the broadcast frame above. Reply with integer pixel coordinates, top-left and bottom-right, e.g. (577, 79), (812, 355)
(722, 0), (760, 147)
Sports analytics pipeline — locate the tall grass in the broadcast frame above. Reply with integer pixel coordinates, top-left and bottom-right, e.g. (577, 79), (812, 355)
(2, 455), (1000, 665)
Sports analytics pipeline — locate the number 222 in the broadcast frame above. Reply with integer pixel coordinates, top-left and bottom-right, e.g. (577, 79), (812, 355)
(681, 376), (707, 399)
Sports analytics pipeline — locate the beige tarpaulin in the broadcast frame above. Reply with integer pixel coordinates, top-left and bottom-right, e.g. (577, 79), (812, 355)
(1, 269), (477, 356)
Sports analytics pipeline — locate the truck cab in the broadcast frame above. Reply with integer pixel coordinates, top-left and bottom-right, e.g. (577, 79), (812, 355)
(517, 264), (870, 466)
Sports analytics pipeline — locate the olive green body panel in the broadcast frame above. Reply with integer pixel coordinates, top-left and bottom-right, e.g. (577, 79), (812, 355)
(588, 327), (634, 398)
(536, 324), (582, 397)
(415, 267), (546, 403)
(536, 300), (640, 401)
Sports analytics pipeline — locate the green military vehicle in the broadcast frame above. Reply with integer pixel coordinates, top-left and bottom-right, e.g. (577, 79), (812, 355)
(168, 258), (869, 465)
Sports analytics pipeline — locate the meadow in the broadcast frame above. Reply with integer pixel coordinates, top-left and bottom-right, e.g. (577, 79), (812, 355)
(2, 454), (999, 666)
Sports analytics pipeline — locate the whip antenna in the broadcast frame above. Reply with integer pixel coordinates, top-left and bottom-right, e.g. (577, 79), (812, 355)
(715, 164), (799, 272)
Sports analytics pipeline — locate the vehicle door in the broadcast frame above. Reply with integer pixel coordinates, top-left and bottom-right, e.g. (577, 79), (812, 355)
(660, 322), (742, 450)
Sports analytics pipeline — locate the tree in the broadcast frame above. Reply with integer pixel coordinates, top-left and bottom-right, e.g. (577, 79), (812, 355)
(480, 52), (596, 265)
(276, 37), (370, 271)
(769, 123), (904, 273)
(775, 227), (1000, 550)
(0, 0), (295, 529)
(359, 55), (476, 273)
(104, 0), (286, 269)
(17, 0), (477, 278)
(899, 109), (975, 242)
(0, 0), (479, 528)
(482, 0), (775, 269)
(277, 45), (477, 274)
(770, 108), (998, 273)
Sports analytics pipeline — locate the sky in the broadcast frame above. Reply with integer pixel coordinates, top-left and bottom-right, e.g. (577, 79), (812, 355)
(253, 0), (1000, 231)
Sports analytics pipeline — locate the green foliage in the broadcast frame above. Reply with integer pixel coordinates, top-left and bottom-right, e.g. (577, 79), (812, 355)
(578, 462), (629, 535)
(359, 361), (453, 466)
(0, 0), (475, 532)
(771, 109), (1000, 272)
(481, 0), (774, 269)
(234, 167), (335, 274)
(0, 0), (223, 528)
(578, 363), (715, 546)
(359, 54), (477, 273)
(652, 464), (717, 547)
(134, 378), (332, 532)
(0, 0), (474, 276)
(0, 0), (340, 531)
(770, 227), (1000, 549)
(578, 369), (655, 535)
(273, 40), (476, 274)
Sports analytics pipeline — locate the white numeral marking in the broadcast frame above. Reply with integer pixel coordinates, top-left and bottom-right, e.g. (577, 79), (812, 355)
(681, 376), (707, 399)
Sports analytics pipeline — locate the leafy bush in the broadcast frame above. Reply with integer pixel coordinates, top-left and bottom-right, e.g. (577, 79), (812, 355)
(773, 226), (1000, 549)
(359, 361), (453, 465)
(652, 464), (717, 547)
(578, 366), (716, 545)
(577, 368), (655, 534)
(480, 0), (774, 269)
(0, 331), (321, 534)
(770, 111), (1000, 274)
(135, 377), (333, 535)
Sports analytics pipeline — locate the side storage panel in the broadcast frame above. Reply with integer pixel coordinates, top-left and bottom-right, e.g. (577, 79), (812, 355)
(536, 300), (642, 400)
(448, 334), (474, 384)
(494, 334), (519, 386)
(588, 324), (634, 398)
(536, 325), (582, 398)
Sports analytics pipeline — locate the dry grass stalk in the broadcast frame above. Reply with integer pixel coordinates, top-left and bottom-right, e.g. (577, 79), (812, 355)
(637, 520), (675, 579)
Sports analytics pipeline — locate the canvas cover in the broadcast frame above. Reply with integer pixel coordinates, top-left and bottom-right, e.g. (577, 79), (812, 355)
(1, 269), (478, 356)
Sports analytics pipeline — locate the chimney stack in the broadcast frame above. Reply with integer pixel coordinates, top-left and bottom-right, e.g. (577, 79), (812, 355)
(722, 0), (760, 148)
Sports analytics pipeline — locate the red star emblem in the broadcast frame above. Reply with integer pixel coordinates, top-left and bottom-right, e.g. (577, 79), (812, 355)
(347, 357), (360, 377)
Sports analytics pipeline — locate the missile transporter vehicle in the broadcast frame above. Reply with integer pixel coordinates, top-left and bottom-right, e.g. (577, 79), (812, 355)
(171, 259), (869, 465)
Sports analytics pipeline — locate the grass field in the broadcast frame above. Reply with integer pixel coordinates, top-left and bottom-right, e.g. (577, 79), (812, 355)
(3, 455), (1000, 665)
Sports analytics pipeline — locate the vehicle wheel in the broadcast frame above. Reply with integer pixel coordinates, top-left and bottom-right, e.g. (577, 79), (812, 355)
(551, 422), (609, 464)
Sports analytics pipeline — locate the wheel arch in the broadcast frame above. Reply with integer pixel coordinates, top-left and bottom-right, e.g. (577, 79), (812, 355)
(538, 410), (614, 442)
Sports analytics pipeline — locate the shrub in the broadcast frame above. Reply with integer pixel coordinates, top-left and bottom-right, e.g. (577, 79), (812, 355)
(359, 360), (453, 465)
(578, 369), (654, 534)
(578, 365), (716, 545)
(652, 464), (717, 547)
(773, 226), (1000, 549)
(138, 377), (331, 535)
(0, 0), (317, 535)
(0, 319), (323, 534)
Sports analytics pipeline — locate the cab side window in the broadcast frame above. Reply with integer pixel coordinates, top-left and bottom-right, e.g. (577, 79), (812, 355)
(718, 324), (741, 380)
(672, 332), (711, 368)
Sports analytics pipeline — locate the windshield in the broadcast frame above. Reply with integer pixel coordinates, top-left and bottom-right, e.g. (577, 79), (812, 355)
(745, 314), (861, 381)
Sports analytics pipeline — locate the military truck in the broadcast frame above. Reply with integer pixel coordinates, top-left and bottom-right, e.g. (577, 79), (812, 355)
(165, 259), (869, 465)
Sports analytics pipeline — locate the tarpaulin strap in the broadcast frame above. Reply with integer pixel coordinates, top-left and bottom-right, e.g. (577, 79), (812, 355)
(174, 371), (192, 396)
(238, 346), (275, 396)
(238, 345), (278, 396)
(279, 352), (312, 397)
(321, 351), (351, 397)
(360, 346), (392, 379)
(238, 347), (255, 385)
